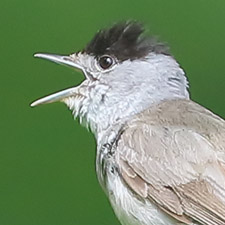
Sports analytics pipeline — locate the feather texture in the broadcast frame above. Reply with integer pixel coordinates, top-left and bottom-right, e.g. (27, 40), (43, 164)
(84, 21), (169, 61)
(115, 99), (225, 225)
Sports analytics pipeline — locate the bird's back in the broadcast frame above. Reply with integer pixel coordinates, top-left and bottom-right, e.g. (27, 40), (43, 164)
(132, 99), (225, 150)
(109, 99), (225, 225)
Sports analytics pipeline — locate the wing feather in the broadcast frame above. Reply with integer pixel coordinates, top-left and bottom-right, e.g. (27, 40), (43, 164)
(116, 99), (225, 225)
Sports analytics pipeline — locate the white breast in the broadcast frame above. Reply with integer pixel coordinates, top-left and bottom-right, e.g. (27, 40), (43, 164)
(106, 171), (184, 225)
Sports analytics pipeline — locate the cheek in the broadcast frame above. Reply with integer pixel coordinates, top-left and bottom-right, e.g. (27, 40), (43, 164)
(108, 75), (139, 95)
(89, 83), (110, 103)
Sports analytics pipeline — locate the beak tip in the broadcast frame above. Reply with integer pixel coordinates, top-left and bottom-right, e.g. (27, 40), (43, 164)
(30, 102), (36, 107)
(30, 100), (41, 107)
(34, 53), (41, 58)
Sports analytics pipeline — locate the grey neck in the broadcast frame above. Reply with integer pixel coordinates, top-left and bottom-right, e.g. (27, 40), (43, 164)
(66, 54), (189, 141)
(89, 54), (189, 139)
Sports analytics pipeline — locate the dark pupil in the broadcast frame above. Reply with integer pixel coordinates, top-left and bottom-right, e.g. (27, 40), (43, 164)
(99, 56), (113, 69)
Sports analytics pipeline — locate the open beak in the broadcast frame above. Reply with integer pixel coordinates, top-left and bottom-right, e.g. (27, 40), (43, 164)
(30, 53), (84, 107)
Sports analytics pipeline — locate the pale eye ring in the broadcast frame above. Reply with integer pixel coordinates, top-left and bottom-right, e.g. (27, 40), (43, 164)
(98, 55), (114, 70)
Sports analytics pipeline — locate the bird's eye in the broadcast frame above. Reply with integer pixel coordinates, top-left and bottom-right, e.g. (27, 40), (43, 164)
(98, 55), (114, 70)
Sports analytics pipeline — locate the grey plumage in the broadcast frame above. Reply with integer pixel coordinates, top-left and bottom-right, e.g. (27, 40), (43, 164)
(31, 21), (225, 225)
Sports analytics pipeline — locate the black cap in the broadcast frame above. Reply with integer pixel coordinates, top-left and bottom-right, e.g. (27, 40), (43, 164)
(84, 21), (169, 61)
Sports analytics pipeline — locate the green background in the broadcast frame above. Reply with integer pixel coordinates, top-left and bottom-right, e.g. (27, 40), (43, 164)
(1, 0), (225, 225)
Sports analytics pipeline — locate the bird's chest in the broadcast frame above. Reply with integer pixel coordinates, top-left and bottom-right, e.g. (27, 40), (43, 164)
(96, 144), (178, 225)
(96, 141), (140, 225)
(105, 167), (180, 225)
(96, 130), (187, 225)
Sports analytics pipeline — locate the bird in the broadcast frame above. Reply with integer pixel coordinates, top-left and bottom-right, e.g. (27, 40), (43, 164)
(31, 21), (225, 225)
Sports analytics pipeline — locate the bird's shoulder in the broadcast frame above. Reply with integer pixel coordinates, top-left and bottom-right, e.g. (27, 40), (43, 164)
(115, 99), (225, 225)
(118, 99), (225, 167)
(128, 98), (225, 147)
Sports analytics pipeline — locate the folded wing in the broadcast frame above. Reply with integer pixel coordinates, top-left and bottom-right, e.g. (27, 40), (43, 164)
(116, 99), (225, 225)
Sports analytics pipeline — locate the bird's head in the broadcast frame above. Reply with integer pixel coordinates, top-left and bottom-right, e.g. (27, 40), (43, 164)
(31, 21), (189, 136)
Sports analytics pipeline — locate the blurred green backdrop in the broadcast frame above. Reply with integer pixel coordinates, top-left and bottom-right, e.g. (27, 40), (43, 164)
(0, 0), (225, 225)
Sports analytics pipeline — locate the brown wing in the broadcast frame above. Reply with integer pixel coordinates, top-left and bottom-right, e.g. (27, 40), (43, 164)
(116, 99), (225, 225)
